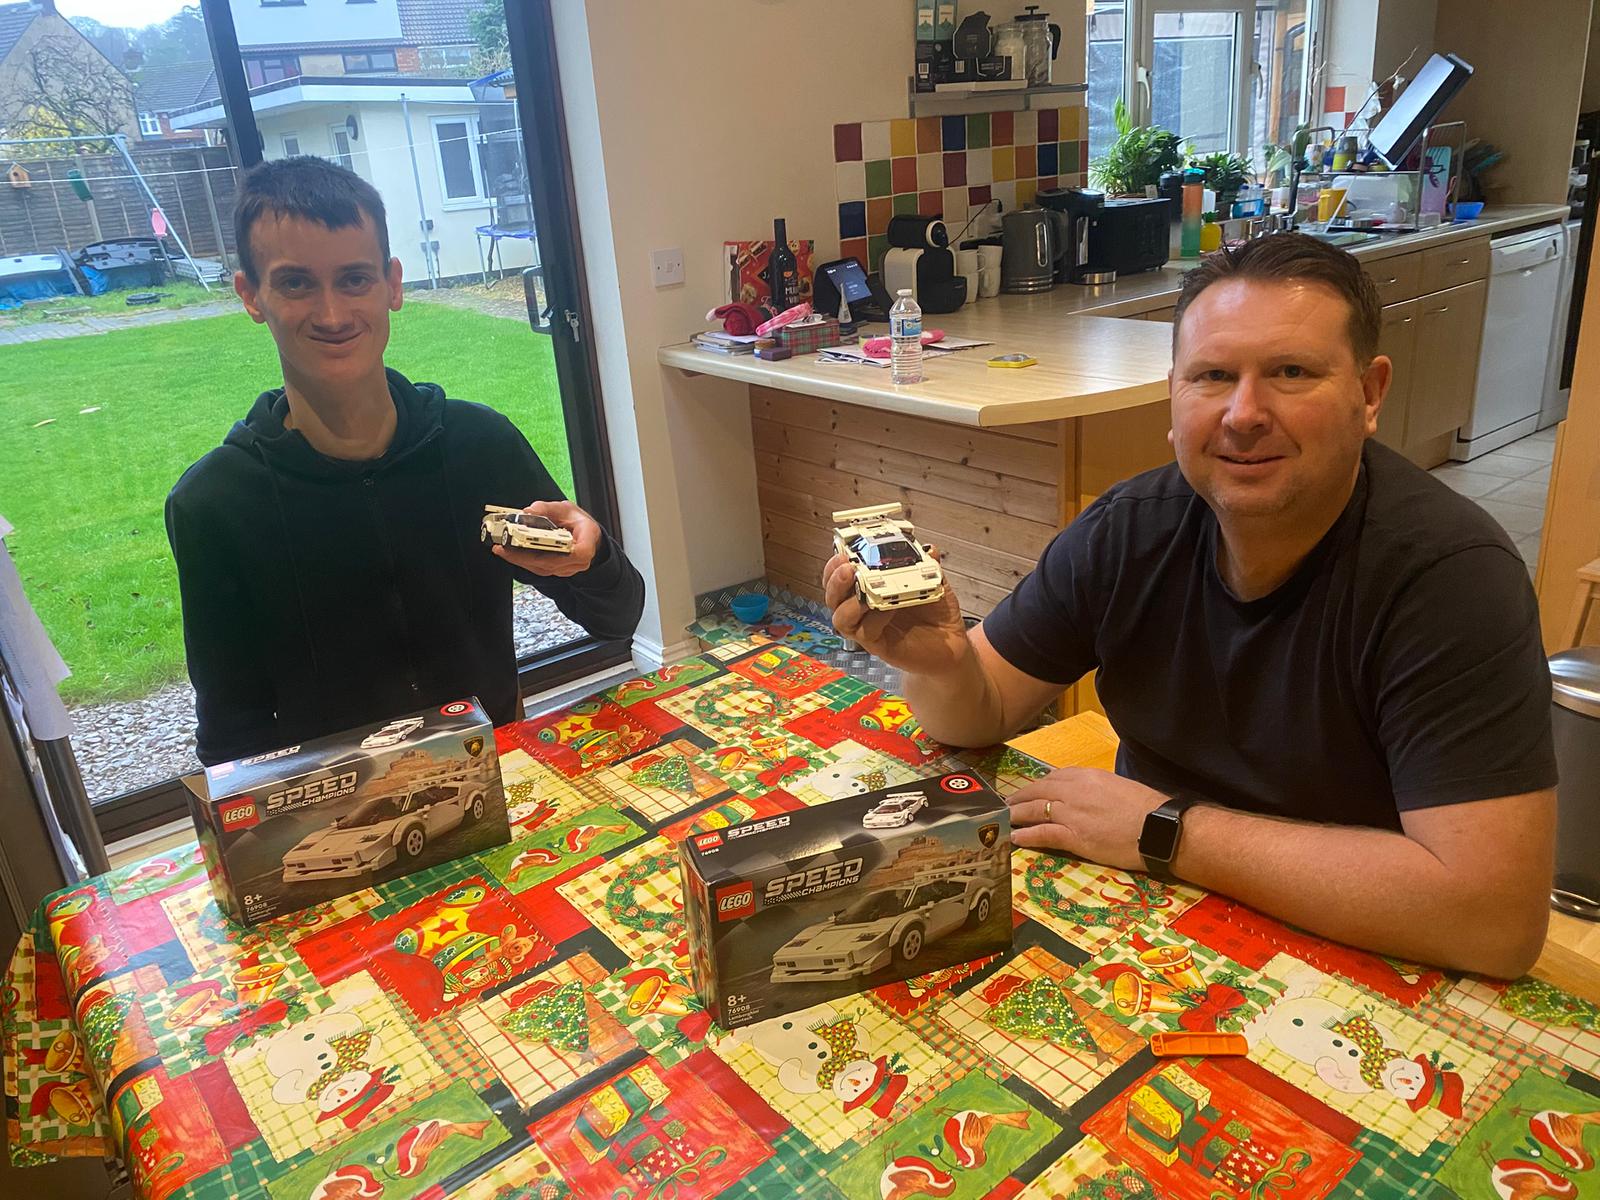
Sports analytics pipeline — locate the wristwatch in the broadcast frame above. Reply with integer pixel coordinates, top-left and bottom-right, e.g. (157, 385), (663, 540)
(1139, 795), (1197, 881)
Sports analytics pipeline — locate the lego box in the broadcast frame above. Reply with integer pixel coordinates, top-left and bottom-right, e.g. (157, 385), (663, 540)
(680, 770), (1012, 1030)
(183, 699), (510, 927)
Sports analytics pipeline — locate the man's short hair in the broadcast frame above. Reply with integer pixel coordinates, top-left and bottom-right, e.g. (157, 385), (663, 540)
(1172, 232), (1382, 366)
(233, 155), (390, 283)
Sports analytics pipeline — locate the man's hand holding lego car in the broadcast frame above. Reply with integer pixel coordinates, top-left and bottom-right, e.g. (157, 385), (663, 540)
(823, 549), (969, 677)
(493, 500), (602, 578)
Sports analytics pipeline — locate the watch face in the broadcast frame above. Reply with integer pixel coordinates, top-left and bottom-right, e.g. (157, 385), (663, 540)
(1141, 810), (1182, 862)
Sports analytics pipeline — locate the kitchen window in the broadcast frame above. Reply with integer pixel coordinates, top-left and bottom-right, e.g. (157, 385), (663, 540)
(1088, 0), (1317, 164)
(431, 115), (485, 207)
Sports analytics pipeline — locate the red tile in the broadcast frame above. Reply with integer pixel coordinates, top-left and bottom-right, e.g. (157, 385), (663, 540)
(1038, 108), (1058, 140)
(891, 156), (918, 193)
(991, 111), (1014, 145)
(841, 236), (869, 265)
(1038, 175), (1058, 192)
(867, 196), (893, 236)
(918, 190), (942, 217)
(968, 184), (992, 205)
(1324, 85), (1346, 113)
(917, 116), (941, 152)
(942, 151), (967, 187)
(1014, 143), (1036, 179)
(833, 122), (862, 162)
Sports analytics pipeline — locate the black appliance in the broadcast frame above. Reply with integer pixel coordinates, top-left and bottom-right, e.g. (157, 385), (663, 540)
(813, 256), (894, 323)
(1038, 188), (1170, 282)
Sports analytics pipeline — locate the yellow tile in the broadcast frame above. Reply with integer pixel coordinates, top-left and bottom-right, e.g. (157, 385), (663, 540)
(1016, 177), (1037, 207)
(1064, 105), (1087, 140)
(992, 145), (1015, 182)
(890, 118), (918, 158)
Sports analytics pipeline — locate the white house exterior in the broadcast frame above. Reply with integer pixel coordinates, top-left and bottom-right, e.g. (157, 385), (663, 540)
(229, 0), (403, 54)
(172, 78), (535, 285)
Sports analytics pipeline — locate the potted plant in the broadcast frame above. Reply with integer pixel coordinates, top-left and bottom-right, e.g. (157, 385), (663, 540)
(1090, 97), (1184, 197)
(1192, 151), (1251, 215)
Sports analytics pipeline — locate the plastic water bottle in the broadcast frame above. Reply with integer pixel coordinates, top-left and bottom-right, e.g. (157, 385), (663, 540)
(889, 289), (923, 384)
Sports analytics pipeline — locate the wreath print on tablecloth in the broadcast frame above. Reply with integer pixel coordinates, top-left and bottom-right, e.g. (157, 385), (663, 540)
(690, 680), (790, 730)
(1024, 858), (1176, 932)
(603, 850), (684, 940)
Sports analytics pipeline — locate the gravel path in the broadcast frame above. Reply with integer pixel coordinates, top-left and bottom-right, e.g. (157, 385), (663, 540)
(68, 585), (586, 802)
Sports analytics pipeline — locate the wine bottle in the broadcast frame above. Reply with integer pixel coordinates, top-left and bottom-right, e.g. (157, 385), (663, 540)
(768, 218), (799, 309)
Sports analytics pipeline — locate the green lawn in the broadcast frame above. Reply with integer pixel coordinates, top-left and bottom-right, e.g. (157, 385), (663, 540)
(3, 302), (570, 704)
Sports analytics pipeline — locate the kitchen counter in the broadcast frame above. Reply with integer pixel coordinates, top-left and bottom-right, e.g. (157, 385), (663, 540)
(658, 204), (1568, 429)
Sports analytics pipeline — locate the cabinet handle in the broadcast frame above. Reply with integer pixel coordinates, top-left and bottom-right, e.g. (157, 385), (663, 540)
(1402, 316), (1414, 323)
(1385, 276), (1399, 285)
(1457, 257), (1471, 265)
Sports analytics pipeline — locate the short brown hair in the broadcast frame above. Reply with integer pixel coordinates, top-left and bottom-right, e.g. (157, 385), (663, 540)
(1172, 232), (1381, 365)
(234, 155), (389, 284)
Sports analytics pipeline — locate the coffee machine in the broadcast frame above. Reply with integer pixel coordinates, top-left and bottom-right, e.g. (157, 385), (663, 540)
(881, 215), (967, 312)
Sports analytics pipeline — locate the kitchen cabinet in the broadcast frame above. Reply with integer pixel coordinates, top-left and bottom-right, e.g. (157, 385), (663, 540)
(1374, 298), (1419, 450)
(1420, 237), (1490, 293)
(1368, 254), (1423, 306)
(1407, 279), (1488, 449)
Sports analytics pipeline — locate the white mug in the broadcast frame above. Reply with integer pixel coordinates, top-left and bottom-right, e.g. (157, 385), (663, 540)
(978, 267), (1001, 299)
(956, 249), (980, 305)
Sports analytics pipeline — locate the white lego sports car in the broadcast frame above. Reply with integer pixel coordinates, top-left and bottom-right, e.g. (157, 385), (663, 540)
(481, 505), (575, 554)
(862, 791), (926, 829)
(770, 874), (994, 983)
(360, 716), (424, 750)
(832, 503), (944, 611)
(281, 781), (487, 882)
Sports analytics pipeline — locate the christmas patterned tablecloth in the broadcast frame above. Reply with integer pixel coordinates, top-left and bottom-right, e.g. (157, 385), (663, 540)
(5, 640), (1600, 1200)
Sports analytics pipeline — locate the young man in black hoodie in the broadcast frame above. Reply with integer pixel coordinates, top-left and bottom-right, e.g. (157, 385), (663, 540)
(166, 157), (644, 766)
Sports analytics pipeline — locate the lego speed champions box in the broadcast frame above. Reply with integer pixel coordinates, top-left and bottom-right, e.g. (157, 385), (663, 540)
(680, 770), (1012, 1030)
(183, 699), (510, 926)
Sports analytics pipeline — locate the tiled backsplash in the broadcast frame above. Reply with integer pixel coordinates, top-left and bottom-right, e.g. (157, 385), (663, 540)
(834, 106), (1089, 271)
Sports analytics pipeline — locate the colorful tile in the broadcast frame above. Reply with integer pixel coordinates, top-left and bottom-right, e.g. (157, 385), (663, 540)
(917, 151), (943, 192)
(1038, 107), (1058, 140)
(941, 114), (966, 150)
(864, 158), (892, 198)
(1017, 177), (1038, 207)
(1062, 103), (1087, 140)
(942, 188), (969, 226)
(891, 155), (918, 194)
(835, 159), (866, 203)
(892, 192), (919, 216)
(890, 118), (918, 157)
(966, 112), (991, 149)
(861, 120), (891, 161)
(1014, 108), (1038, 145)
(1060, 139), (1080, 176)
(968, 184), (992, 206)
(1036, 140), (1058, 177)
(867, 196), (893, 236)
(991, 110), (1015, 146)
(1015, 143), (1036, 180)
(967, 147), (992, 186)
(868, 233), (889, 272)
(943, 150), (967, 187)
(838, 200), (867, 241)
(833, 121), (862, 162)
(918, 190), (942, 217)
(1039, 174), (1058, 192)
(992, 178), (1017, 212)
(916, 115), (942, 152)
(1325, 85), (1347, 113)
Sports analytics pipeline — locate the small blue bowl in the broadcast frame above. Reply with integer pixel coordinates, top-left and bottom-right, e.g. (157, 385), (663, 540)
(1452, 201), (1484, 222)
(730, 593), (770, 623)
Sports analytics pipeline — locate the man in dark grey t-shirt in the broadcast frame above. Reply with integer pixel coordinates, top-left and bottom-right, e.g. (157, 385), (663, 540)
(822, 233), (1557, 978)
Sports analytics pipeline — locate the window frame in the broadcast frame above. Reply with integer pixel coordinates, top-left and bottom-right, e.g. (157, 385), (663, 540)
(429, 113), (487, 209)
(138, 111), (162, 136)
(328, 122), (355, 170)
(1092, 0), (1322, 160)
(282, 132), (301, 156)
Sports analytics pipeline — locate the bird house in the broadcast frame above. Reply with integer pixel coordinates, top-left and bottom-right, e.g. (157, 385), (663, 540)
(7, 163), (31, 189)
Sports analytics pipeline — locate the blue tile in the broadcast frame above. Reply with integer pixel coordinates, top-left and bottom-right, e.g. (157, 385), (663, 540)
(1036, 141), (1057, 177)
(941, 115), (966, 151)
(838, 200), (867, 240)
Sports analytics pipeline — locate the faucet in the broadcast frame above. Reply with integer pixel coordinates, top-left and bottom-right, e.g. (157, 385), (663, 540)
(1284, 125), (1338, 231)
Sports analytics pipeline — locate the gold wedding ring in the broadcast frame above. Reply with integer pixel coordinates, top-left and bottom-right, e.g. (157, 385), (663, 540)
(1044, 799), (1053, 822)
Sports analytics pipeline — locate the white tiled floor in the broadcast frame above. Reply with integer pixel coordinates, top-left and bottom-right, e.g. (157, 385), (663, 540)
(1429, 426), (1558, 577)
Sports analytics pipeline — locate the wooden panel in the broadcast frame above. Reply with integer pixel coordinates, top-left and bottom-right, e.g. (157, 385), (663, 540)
(1365, 251), (1423, 305)
(750, 388), (1063, 482)
(1419, 237), (1490, 292)
(1405, 279), (1488, 450)
(1374, 298), (1419, 450)
(1076, 399), (1176, 511)
(752, 418), (1060, 524)
(762, 539), (829, 592)
(1141, 306), (1177, 323)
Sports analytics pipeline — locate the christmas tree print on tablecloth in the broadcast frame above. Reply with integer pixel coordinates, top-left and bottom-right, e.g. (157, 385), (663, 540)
(500, 981), (589, 1054)
(986, 977), (1098, 1056)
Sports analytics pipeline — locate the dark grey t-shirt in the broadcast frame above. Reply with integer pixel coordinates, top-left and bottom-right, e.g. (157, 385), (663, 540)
(984, 441), (1557, 831)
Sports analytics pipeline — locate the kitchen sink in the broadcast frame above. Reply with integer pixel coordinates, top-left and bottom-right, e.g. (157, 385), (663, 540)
(1299, 229), (1384, 248)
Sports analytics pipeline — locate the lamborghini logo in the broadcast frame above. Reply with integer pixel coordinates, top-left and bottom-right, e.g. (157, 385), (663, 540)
(978, 823), (999, 849)
(464, 735), (485, 757)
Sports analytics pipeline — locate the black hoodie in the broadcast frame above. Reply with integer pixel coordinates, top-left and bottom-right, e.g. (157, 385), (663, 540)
(165, 369), (644, 765)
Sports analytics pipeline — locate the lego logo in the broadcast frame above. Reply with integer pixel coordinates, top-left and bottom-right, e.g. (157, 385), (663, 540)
(218, 799), (260, 830)
(440, 701), (471, 716)
(941, 773), (979, 792)
(715, 883), (754, 921)
(694, 832), (724, 852)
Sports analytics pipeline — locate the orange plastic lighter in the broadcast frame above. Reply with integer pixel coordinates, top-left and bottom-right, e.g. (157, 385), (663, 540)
(1148, 1031), (1249, 1058)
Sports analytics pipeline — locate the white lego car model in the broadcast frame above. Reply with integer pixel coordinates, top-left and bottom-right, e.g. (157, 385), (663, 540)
(832, 503), (944, 611)
(360, 717), (424, 750)
(770, 873), (994, 983)
(281, 781), (488, 882)
(480, 505), (574, 554)
(862, 791), (926, 829)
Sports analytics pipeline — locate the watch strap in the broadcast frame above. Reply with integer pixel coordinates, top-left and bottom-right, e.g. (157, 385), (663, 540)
(1139, 794), (1197, 881)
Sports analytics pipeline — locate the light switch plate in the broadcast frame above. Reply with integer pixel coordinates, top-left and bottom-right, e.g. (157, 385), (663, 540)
(651, 246), (685, 288)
